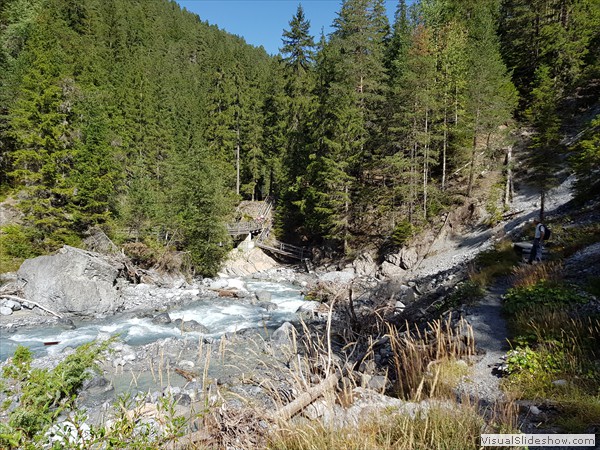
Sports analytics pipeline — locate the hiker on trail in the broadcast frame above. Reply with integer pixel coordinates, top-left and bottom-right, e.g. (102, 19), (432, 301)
(528, 218), (546, 264)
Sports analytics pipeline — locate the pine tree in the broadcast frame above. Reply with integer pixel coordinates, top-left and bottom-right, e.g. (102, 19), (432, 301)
(7, 4), (81, 250)
(278, 5), (317, 242)
(464, 0), (517, 197)
(525, 65), (561, 220)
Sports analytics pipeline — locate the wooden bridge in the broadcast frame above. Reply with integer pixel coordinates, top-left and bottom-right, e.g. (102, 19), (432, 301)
(226, 199), (310, 261)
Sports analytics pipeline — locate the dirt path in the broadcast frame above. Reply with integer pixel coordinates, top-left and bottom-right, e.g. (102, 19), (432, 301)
(456, 280), (511, 406)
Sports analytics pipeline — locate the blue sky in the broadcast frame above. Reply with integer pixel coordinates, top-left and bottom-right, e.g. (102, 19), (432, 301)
(177, 0), (398, 55)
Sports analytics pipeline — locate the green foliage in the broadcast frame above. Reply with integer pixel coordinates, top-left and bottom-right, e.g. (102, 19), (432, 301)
(1, 340), (110, 443)
(0, 224), (40, 272)
(468, 240), (521, 287)
(391, 220), (416, 246)
(571, 114), (600, 200)
(503, 281), (587, 315)
(505, 345), (562, 376)
(444, 280), (485, 308)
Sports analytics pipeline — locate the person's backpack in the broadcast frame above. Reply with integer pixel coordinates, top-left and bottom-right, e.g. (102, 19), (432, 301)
(542, 225), (551, 241)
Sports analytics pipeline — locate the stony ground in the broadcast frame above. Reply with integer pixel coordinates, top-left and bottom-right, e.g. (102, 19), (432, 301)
(456, 280), (510, 406)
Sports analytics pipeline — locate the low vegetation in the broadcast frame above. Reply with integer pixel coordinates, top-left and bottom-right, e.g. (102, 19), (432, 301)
(0, 341), (112, 448)
(500, 259), (600, 433)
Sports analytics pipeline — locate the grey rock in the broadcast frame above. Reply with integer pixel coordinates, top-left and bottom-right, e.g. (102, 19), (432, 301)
(152, 313), (171, 325)
(56, 318), (76, 330)
(271, 322), (296, 348)
(379, 261), (405, 279)
(3, 299), (21, 311)
(353, 254), (378, 277)
(366, 375), (389, 391)
(179, 360), (195, 369)
(319, 271), (355, 284)
(0, 306), (12, 316)
(384, 253), (402, 266)
(257, 301), (278, 311)
(398, 247), (418, 270)
(255, 290), (272, 303)
(176, 393), (192, 406)
(404, 287), (417, 303)
(180, 320), (208, 333)
(17, 246), (125, 318)
(529, 405), (541, 415)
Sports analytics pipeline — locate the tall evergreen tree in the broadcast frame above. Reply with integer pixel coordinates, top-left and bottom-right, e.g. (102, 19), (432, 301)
(278, 5), (317, 242)
(525, 65), (561, 220)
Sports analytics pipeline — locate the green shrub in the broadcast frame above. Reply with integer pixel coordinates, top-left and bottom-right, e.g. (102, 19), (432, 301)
(503, 281), (587, 315)
(1, 340), (111, 444)
(444, 280), (485, 308)
(0, 224), (40, 273)
(505, 345), (562, 376)
(391, 220), (417, 246)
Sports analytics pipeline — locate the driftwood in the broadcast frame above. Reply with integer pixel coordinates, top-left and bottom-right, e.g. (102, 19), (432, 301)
(270, 371), (341, 421)
(174, 367), (198, 382)
(214, 289), (241, 298)
(502, 209), (524, 220)
(0, 294), (63, 319)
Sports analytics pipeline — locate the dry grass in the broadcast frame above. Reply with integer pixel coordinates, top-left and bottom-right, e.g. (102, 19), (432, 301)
(268, 398), (522, 450)
(468, 240), (521, 287)
(388, 314), (475, 400)
(510, 261), (563, 288)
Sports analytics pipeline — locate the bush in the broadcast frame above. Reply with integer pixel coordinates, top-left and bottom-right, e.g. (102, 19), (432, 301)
(503, 281), (587, 315)
(444, 280), (485, 308)
(1, 340), (111, 444)
(391, 220), (417, 246)
(469, 240), (521, 287)
(0, 224), (40, 273)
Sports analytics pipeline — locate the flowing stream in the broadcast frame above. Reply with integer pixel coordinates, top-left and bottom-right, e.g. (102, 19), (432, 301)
(1, 278), (307, 362)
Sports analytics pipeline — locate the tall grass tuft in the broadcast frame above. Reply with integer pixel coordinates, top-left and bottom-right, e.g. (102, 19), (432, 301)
(388, 314), (475, 400)
(510, 261), (563, 288)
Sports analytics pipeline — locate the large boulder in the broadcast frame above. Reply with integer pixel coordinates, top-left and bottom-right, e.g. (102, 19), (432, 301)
(379, 261), (405, 279)
(353, 253), (378, 277)
(384, 247), (419, 271)
(17, 246), (125, 318)
(220, 247), (279, 277)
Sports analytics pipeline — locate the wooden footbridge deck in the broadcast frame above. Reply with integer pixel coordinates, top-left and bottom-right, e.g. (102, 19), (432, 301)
(226, 199), (309, 261)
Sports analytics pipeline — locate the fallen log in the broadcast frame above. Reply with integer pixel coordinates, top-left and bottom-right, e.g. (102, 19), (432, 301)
(0, 294), (63, 319)
(270, 371), (341, 422)
(174, 367), (198, 382)
(502, 210), (524, 220)
(214, 289), (240, 298)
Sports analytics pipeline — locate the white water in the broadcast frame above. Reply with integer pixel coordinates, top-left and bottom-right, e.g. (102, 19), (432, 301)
(1, 278), (307, 361)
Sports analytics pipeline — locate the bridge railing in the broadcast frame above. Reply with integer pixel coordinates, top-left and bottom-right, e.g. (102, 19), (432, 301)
(226, 220), (263, 235)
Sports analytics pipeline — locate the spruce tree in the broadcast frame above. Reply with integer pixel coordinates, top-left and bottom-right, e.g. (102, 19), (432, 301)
(278, 5), (317, 242)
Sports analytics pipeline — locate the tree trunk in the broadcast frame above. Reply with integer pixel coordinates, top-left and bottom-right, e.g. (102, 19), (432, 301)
(467, 133), (477, 197)
(467, 110), (480, 197)
(442, 105), (448, 190)
(423, 109), (429, 221)
(271, 371), (341, 421)
(504, 145), (513, 208)
(540, 189), (546, 222)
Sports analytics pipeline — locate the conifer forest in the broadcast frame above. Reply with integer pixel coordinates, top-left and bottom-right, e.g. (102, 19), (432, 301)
(1, 0), (599, 276)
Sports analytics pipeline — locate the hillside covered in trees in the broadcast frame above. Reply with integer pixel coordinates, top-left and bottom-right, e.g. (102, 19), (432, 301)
(1, 0), (599, 276)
